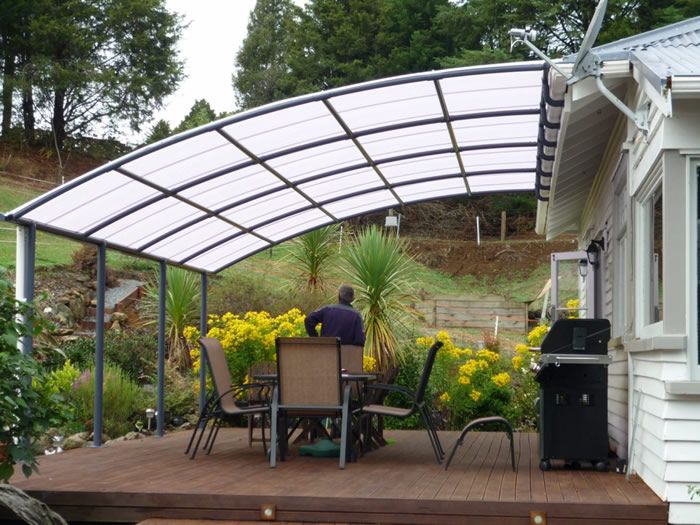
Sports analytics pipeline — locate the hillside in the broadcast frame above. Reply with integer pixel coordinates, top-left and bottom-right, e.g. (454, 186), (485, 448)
(0, 143), (574, 308)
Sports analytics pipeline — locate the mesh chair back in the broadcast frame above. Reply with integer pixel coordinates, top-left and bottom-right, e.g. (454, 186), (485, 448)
(199, 337), (238, 413)
(340, 345), (363, 373)
(248, 361), (276, 402)
(276, 337), (341, 407)
(414, 341), (444, 404)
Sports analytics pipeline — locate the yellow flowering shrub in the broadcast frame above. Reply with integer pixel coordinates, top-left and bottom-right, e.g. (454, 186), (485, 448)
(527, 324), (549, 347)
(491, 372), (511, 388)
(415, 330), (512, 429)
(363, 355), (377, 372)
(185, 308), (306, 385)
(507, 323), (549, 430)
(566, 298), (580, 319)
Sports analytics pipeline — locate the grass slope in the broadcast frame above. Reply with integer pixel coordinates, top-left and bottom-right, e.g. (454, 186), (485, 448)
(0, 176), (553, 307)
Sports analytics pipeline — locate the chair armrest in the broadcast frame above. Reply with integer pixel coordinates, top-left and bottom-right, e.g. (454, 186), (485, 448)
(216, 383), (272, 404)
(365, 383), (414, 400)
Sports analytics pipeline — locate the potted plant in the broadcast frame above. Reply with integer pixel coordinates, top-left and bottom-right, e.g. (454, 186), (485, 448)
(0, 270), (58, 482)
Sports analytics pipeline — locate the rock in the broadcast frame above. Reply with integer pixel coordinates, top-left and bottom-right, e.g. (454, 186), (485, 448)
(53, 303), (74, 326)
(179, 421), (193, 430)
(0, 485), (67, 525)
(110, 312), (128, 331)
(87, 432), (110, 443)
(63, 434), (88, 450)
(124, 431), (144, 440)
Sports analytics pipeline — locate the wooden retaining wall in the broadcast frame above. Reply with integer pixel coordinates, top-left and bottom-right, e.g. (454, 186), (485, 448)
(415, 295), (528, 332)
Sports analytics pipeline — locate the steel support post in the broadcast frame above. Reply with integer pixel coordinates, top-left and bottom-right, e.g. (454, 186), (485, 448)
(93, 243), (106, 447)
(199, 273), (208, 416)
(157, 261), (166, 437)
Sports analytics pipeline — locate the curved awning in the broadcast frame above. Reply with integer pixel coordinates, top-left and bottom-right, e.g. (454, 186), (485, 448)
(5, 61), (546, 273)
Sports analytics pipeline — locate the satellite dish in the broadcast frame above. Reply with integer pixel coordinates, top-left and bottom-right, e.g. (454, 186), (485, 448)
(569, 0), (608, 83)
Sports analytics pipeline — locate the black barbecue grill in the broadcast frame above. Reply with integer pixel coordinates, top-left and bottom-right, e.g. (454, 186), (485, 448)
(534, 318), (612, 471)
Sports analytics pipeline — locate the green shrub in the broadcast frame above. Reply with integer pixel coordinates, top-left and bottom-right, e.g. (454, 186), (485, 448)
(0, 269), (61, 481)
(145, 363), (197, 423)
(57, 329), (157, 383)
(70, 362), (146, 437)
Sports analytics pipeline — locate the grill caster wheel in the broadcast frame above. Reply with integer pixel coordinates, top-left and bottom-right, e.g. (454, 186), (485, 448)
(595, 461), (607, 472)
(539, 459), (551, 471)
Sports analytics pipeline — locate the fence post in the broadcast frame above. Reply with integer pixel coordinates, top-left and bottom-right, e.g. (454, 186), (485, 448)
(501, 211), (507, 241)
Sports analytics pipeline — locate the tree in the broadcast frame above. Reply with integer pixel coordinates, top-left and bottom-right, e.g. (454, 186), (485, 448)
(26, 0), (184, 149)
(284, 224), (340, 294)
(173, 99), (217, 134)
(342, 225), (418, 369)
(233, 0), (303, 110)
(145, 119), (172, 144)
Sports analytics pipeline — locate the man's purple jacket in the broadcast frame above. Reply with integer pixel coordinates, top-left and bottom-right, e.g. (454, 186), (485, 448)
(304, 303), (366, 346)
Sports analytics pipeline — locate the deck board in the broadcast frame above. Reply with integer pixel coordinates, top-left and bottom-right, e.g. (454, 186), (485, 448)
(3, 428), (667, 524)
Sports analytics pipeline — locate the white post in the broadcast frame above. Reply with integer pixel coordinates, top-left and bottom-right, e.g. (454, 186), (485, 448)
(396, 213), (401, 239)
(15, 224), (36, 354)
(476, 216), (481, 246)
(494, 315), (499, 339)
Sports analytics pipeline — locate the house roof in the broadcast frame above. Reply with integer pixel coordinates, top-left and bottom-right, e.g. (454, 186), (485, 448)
(539, 17), (700, 238)
(4, 62), (547, 274)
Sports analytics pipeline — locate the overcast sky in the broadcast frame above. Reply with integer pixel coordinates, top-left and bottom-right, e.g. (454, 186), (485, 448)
(145, 0), (256, 135)
(138, 0), (306, 144)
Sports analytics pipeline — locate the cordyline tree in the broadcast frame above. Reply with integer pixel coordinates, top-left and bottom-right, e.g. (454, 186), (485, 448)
(0, 0), (184, 147)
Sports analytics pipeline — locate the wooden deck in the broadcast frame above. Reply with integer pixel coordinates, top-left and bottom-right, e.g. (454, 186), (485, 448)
(4, 429), (666, 524)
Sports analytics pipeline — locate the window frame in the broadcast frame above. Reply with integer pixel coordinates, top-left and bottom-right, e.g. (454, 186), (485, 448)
(634, 161), (663, 338)
(687, 156), (700, 378)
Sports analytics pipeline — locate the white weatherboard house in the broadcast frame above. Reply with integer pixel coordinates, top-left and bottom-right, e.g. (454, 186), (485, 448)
(537, 17), (700, 524)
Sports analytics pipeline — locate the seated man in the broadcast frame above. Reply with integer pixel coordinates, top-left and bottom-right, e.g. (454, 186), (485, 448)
(304, 284), (365, 346)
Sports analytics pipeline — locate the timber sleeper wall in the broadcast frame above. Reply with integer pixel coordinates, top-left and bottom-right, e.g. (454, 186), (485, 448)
(415, 295), (528, 332)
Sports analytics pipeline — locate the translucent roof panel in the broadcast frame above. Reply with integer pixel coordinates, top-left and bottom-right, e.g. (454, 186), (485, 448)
(395, 178), (466, 203)
(462, 146), (536, 172)
(358, 123), (452, 159)
(5, 61), (545, 273)
(179, 164), (283, 209)
(222, 101), (345, 157)
(123, 132), (250, 189)
(379, 153), (461, 184)
(298, 167), (383, 202)
(148, 217), (238, 261)
(94, 198), (207, 249)
(468, 172), (535, 193)
(331, 80), (442, 131)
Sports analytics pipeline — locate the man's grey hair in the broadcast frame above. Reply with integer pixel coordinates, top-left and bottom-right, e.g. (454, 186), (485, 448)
(338, 284), (354, 304)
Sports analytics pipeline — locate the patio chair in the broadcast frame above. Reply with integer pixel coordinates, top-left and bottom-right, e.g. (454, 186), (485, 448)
(270, 337), (352, 469)
(362, 365), (399, 449)
(341, 344), (364, 400)
(247, 360), (276, 448)
(358, 340), (445, 463)
(185, 337), (271, 459)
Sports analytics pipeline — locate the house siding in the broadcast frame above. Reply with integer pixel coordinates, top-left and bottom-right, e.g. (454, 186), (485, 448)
(575, 82), (700, 523)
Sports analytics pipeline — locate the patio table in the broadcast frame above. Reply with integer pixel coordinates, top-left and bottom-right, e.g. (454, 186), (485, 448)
(258, 372), (378, 461)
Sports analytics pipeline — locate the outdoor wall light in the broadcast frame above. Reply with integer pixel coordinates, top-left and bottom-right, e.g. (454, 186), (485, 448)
(145, 408), (155, 431)
(578, 258), (589, 278)
(260, 503), (276, 521)
(530, 510), (547, 525)
(586, 238), (605, 266)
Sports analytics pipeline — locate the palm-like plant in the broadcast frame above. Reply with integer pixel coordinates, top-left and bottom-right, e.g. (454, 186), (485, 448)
(343, 225), (418, 370)
(140, 267), (200, 371)
(285, 224), (340, 293)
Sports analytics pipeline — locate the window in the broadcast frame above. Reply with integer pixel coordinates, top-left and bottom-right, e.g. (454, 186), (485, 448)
(613, 156), (632, 337)
(696, 164), (700, 365)
(650, 186), (663, 323)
